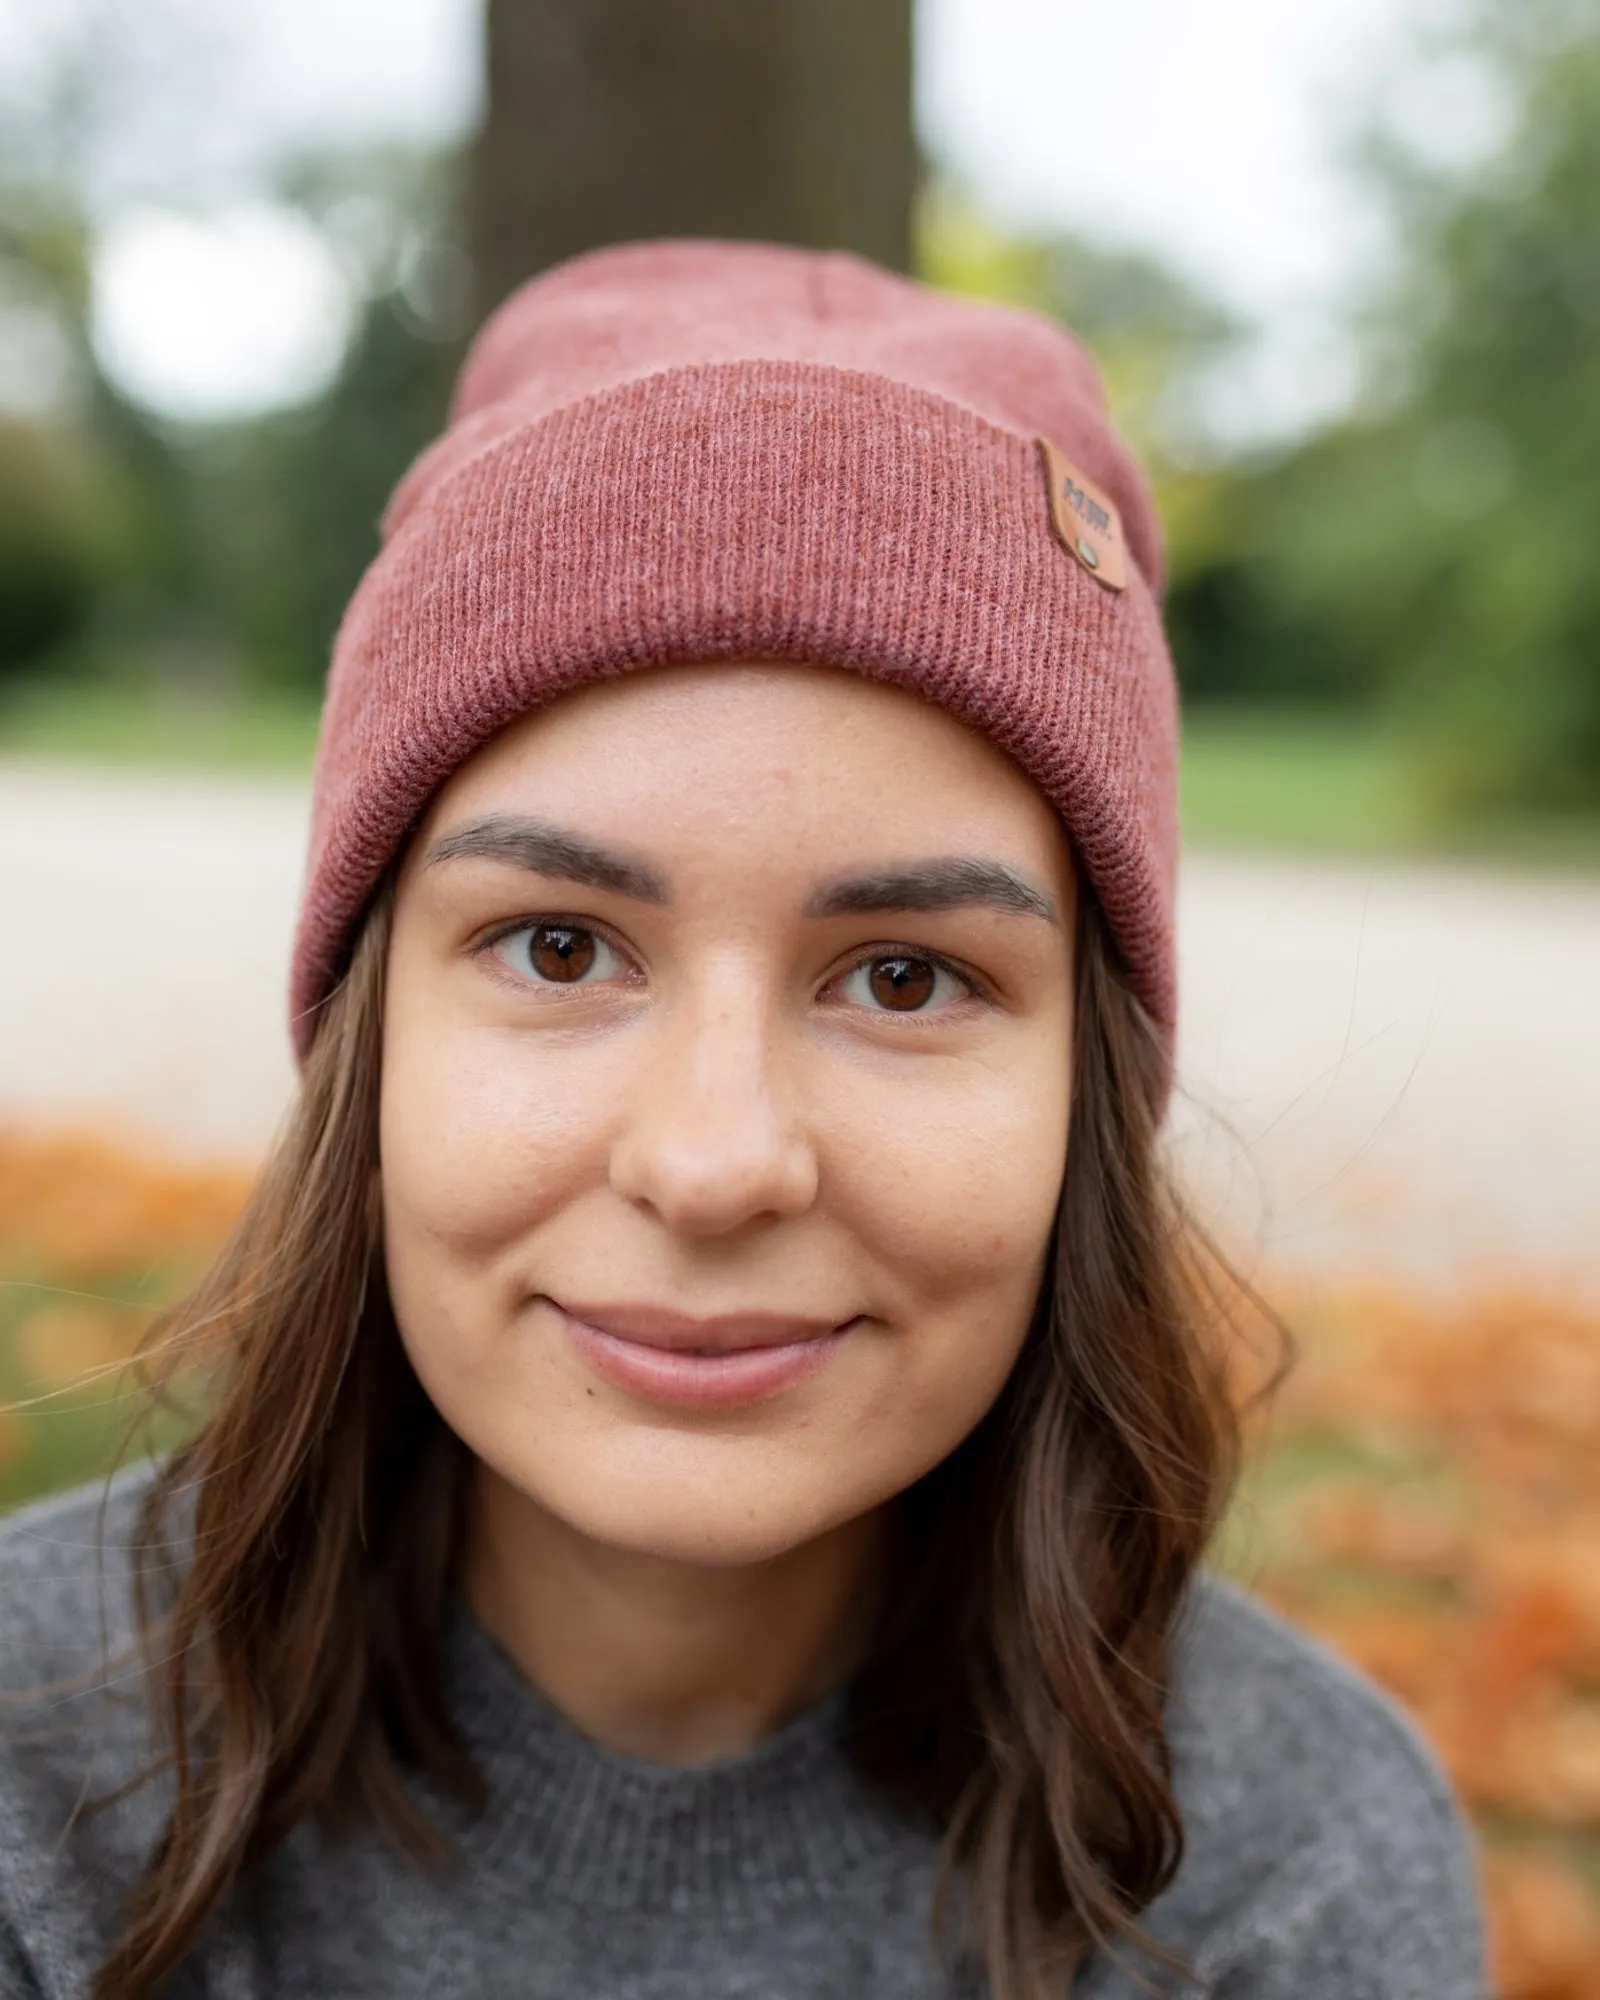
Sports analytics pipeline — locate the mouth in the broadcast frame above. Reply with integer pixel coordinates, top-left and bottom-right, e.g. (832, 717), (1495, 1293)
(548, 1300), (857, 1411)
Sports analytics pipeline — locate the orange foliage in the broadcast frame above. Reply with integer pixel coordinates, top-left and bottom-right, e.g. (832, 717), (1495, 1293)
(1485, 1855), (1600, 2000)
(13, 1303), (150, 1388)
(0, 1128), (252, 1280)
(1244, 1282), (1600, 1997)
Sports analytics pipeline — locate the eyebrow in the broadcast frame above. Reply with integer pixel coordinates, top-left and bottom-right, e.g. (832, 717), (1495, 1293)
(422, 815), (669, 902)
(805, 858), (1061, 927)
(424, 816), (1059, 927)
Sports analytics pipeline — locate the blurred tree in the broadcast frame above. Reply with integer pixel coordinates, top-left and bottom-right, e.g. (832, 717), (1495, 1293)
(1159, 429), (1415, 712)
(0, 419), (94, 670)
(182, 282), (462, 694)
(472, 0), (915, 315)
(0, 2), (233, 690)
(0, 90), (467, 696)
(193, 145), (470, 692)
(1363, 1), (1600, 812)
(916, 181), (1242, 475)
(1164, 0), (1600, 814)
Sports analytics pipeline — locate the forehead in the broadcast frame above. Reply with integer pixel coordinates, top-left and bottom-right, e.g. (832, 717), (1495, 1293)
(415, 662), (1073, 871)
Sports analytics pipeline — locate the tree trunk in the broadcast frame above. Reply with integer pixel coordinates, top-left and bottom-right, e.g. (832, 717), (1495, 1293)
(470, 0), (915, 318)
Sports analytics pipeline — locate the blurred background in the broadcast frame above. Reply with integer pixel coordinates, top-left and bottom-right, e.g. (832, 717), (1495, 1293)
(1, 0), (1598, 1987)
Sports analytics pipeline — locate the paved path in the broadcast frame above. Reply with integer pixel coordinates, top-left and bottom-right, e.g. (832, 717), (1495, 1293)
(1170, 854), (1600, 1294)
(3, 758), (1597, 1294)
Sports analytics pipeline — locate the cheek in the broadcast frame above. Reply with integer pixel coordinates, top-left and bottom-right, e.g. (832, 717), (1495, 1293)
(807, 1033), (1071, 1477)
(377, 1018), (616, 1455)
(820, 1038), (1070, 1320)
(378, 1007), (619, 1262)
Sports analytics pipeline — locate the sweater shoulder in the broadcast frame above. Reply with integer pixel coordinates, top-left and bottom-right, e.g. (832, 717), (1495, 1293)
(0, 1469), (174, 1996)
(0, 1463), (160, 1690)
(1170, 1569), (1464, 1830)
(1141, 1569), (1487, 1993)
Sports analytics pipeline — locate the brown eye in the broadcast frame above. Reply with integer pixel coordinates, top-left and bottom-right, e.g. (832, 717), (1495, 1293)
(866, 955), (938, 1012)
(528, 924), (598, 982)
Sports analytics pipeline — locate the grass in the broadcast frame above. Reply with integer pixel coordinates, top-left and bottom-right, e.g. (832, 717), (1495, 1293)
(1180, 709), (1421, 855)
(0, 674), (321, 775)
(1181, 707), (1600, 867)
(3, 674), (1598, 867)
(0, 1271), (189, 1511)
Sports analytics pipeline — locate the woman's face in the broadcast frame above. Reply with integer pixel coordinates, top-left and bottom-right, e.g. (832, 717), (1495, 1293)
(381, 664), (1076, 1567)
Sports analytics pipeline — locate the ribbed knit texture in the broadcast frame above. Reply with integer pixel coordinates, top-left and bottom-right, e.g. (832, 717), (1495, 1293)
(0, 1471), (1487, 1997)
(288, 241), (1180, 1064)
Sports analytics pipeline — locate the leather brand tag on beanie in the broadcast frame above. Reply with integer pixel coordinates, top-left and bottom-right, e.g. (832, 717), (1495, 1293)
(1037, 439), (1128, 591)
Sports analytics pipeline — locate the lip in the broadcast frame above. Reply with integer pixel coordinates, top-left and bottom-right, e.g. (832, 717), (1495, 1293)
(551, 1300), (854, 1411)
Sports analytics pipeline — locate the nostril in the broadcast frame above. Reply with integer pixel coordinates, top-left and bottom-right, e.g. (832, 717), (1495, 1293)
(609, 1126), (818, 1235)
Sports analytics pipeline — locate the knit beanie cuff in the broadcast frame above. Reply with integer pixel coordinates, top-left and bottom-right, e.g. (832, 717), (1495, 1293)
(290, 357), (1177, 1063)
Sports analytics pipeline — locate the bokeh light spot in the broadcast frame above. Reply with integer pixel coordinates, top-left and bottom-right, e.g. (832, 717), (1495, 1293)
(89, 202), (357, 422)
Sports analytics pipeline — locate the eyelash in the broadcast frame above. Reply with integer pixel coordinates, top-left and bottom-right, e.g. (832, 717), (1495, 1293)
(472, 918), (990, 1010)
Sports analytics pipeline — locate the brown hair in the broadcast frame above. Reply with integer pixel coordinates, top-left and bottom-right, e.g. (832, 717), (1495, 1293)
(93, 864), (1256, 2000)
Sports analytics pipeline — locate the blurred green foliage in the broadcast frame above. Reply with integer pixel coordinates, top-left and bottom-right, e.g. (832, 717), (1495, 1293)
(0, 418), (97, 663)
(1190, 2), (1600, 818)
(914, 177), (1242, 467)
(1351, 5), (1600, 815)
(0, 126), (465, 701)
(919, 1), (1600, 828)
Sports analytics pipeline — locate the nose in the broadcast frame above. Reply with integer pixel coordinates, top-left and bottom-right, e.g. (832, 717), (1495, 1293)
(608, 976), (818, 1237)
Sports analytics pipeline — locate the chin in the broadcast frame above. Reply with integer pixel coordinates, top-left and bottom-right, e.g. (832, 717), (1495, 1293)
(588, 1506), (829, 1570)
(511, 1436), (893, 1570)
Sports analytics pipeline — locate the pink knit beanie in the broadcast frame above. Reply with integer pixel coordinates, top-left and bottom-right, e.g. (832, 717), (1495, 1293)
(290, 238), (1179, 1065)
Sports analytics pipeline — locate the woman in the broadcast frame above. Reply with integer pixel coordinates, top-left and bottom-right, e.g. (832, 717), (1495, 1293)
(0, 241), (1485, 1999)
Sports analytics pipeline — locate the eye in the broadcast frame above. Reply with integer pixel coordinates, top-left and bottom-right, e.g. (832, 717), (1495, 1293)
(493, 922), (625, 986)
(836, 952), (974, 1015)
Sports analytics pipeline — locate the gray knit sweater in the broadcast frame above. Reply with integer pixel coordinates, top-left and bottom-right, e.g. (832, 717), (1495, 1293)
(0, 1469), (1485, 1998)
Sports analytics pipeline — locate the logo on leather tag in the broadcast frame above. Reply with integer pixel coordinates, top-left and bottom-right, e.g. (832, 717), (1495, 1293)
(1037, 438), (1128, 592)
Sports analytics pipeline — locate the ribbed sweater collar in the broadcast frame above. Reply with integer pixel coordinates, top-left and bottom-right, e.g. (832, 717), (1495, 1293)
(437, 1595), (927, 1920)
